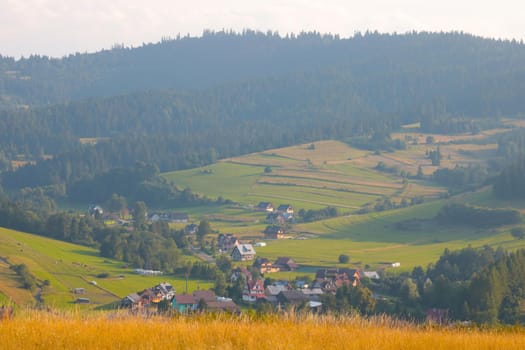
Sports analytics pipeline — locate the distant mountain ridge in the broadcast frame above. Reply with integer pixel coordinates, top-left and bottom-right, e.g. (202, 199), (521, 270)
(2, 31), (525, 190)
(1, 30), (525, 109)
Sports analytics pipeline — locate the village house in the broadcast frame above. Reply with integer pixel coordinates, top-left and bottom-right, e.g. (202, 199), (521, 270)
(257, 202), (274, 212)
(184, 223), (198, 235)
(253, 257), (280, 274)
(231, 243), (256, 261)
(169, 212), (189, 223)
(218, 233), (239, 253)
(149, 212), (189, 223)
(242, 278), (266, 303)
(120, 292), (142, 309)
(171, 293), (196, 313)
(298, 288), (324, 302)
(273, 257), (298, 271)
(314, 268), (361, 293)
(171, 290), (239, 314)
(264, 284), (289, 304)
(276, 290), (309, 307)
(206, 300), (240, 313)
(120, 282), (174, 309)
(277, 204), (294, 214)
(264, 225), (285, 239)
(193, 290), (217, 303)
(88, 204), (104, 218)
(154, 282), (175, 300)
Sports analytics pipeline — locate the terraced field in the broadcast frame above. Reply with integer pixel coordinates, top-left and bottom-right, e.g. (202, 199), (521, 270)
(164, 140), (449, 211)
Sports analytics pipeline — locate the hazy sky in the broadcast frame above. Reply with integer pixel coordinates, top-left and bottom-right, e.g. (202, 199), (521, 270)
(1, 0), (524, 58)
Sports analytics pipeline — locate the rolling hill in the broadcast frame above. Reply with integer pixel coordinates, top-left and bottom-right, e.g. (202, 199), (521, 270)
(0, 227), (212, 309)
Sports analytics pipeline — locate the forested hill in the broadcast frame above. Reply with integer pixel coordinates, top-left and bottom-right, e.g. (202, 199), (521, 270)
(2, 31), (525, 191)
(1, 31), (525, 109)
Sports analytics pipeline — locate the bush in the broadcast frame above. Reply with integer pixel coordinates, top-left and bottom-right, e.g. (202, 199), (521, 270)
(338, 254), (350, 264)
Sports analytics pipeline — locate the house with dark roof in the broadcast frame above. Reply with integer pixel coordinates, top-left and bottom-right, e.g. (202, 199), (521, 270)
(171, 291), (239, 313)
(193, 290), (217, 303)
(277, 204), (294, 214)
(257, 202), (274, 212)
(277, 290), (309, 306)
(231, 243), (256, 261)
(169, 212), (189, 223)
(218, 233), (239, 253)
(314, 268), (360, 292)
(206, 300), (240, 313)
(274, 257), (298, 271)
(184, 223), (198, 235)
(120, 292), (142, 309)
(264, 225), (285, 239)
(253, 257), (280, 274)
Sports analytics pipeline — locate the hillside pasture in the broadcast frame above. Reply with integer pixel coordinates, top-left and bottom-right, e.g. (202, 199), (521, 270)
(165, 141), (420, 211)
(254, 197), (525, 270)
(0, 228), (212, 309)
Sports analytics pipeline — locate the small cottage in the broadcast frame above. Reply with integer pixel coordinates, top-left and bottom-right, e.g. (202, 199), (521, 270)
(231, 243), (256, 261)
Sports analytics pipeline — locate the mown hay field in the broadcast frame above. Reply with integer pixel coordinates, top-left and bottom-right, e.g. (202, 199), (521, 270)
(163, 140), (437, 211)
(1, 311), (525, 350)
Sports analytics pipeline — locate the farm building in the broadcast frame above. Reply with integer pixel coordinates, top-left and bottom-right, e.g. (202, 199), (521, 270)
(257, 202), (274, 212)
(231, 243), (256, 261)
(264, 225), (285, 239)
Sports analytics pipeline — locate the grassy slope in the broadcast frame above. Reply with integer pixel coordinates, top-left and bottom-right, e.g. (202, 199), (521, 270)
(163, 134), (525, 270)
(0, 227), (212, 309)
(256, 192), (525, 271)
(164, 140), (412, 211)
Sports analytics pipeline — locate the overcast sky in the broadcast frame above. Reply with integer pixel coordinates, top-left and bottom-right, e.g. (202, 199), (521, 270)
(1, 0), (524, 58)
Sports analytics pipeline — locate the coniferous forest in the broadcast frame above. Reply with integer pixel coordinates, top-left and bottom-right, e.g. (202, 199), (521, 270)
(1, 31), (525, 195)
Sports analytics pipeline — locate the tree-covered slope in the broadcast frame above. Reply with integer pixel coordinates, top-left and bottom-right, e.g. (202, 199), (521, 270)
(2, 31), (525, 190)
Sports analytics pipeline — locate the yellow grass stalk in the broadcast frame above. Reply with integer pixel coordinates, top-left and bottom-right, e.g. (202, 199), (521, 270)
(1, 311), (525, 349)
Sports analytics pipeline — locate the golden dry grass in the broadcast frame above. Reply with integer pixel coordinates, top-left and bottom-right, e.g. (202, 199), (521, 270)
(1, 311), (525, 349)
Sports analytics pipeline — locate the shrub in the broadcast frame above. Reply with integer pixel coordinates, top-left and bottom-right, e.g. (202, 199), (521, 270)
(338, 254), (350, 264)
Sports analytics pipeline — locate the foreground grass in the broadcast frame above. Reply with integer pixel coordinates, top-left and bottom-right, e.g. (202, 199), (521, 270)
(1, 311), (525, 349)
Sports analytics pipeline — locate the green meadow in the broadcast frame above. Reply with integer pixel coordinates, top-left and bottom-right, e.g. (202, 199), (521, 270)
(254, 192), (525, 272)
(4, 130), (525, 307)
(162, 133), (525, 273)
(0, 228), (212, 309)
(163, 140), (441, 212)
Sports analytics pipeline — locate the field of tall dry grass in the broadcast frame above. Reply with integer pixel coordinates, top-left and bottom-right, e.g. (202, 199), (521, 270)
(1, 311), (525, 349)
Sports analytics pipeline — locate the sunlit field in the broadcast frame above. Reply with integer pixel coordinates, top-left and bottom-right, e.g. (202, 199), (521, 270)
(1, 311), (525, 349)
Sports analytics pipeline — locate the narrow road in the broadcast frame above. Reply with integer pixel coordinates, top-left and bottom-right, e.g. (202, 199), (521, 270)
(190, 246), (216, 264)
